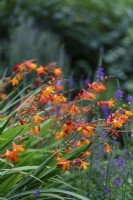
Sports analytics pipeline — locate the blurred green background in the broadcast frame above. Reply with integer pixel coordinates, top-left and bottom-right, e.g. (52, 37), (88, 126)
(0, 0), (133, 93)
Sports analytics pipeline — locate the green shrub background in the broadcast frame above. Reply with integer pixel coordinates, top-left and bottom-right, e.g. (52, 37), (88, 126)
(0, 0), (133, 92)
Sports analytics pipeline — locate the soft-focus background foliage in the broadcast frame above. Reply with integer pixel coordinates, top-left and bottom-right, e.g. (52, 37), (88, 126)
(1, 0), (133, 92)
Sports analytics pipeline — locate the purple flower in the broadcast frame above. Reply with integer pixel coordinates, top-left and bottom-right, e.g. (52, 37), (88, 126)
(94, 161), (101, 171)
(112, 139), (118, 145)
(100, 149), (105, 157)
(104, 188), (110, 194)
(84, 77), (90, 86)
(68, 77), (74, 87)
(122, 149), (128, 155)
(102, 105), (110, 119)
(102, 170), (108, 179)
(113, 177), (122, 187)
(115, 87), (123, 100)
(56, 80), (63, 86)
(33, 189), (40, 197)
(96, 67), (104, 81)
(110, 158), (115, 166)
(101, 132), (107, 142)
(103, 170), (107, 176)
(117, 157), (124, 168)
(126, 95), (133, 102)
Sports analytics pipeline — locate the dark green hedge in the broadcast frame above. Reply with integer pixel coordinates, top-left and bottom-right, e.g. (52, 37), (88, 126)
(1, 0), (133, 92)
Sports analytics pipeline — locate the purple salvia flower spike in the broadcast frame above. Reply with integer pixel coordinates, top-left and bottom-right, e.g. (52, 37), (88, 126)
(115, 87), (123, 100)
(96, 67), (104, 81)
(126, 95), (133, 102)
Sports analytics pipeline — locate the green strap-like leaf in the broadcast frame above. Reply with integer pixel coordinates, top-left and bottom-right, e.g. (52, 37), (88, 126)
(5, 149), (63, 198)
(0, 124), (31, 152)
(8, 188), (89, 200)
(0, 116), (12, 134)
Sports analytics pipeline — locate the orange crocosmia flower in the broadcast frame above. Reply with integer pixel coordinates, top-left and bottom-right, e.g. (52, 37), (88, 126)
(51, 149), (57, 154)
(74, 138), (90, 147)
(69, 105), (81, 115)
(0, 93), (7, 101)
(97, 99), (115, 109)
(79, 161), (90, 170)
(25, 61), (37, 70)
(55, 156), (63, 161)
(52, 94), (67, 104)
(87, 82), (106, 93)
(1, 142), (25, 162)
(19, 118), (27, 125)
(38, 94), (48, 104)
(74, 140), (82, 147)
(51, 149), (63, 159)
(12, 142), (25, 153)
(31, 126), (40, 135)
(45, 85), (55, 93)
(61, 121), (75, 133)
(4, 149), (19, 162)
(41, 86), (55, 98)
(66, 120), (75, 127)
(56, 159), (70, 171)
(51, 68), (62, 77)
(123, 110), (133, 117)
(75, 122), (86, 131)
(81, 125), (95, 137)
(73, 158), (90, 170)
(17, 137), (24, 144)
(82, 150), (92, 157)
(104, 143), (112, 153)
(16, 73), (24, 81)
(19, 64), (26, 72)
(55, 131), (65, 140)
(56, 152), (63, 158)
(83, 91), (96, 100)
(81, 138), (90, 145)
(119, 114), (128, 124)
(38, 86), (55, 103)
(32, 115), (45, 124)
(10, 77), (19, 86)
(111, 119), (123, 129)
(107, 99), (115, 109)
(36, 66), (47, 76)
